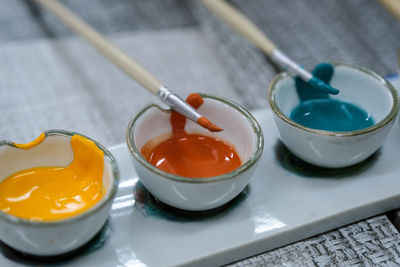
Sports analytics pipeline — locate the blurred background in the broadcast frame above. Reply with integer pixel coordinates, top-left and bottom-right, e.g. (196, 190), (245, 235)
(1, 0), (399, 145)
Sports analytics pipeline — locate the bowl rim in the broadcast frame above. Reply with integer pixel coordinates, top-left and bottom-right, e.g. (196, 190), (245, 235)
(398, 50), (400, 71)
(0, 129), (120, 227)
(268, 62), (399, 137)
(126, 93), (264, 184)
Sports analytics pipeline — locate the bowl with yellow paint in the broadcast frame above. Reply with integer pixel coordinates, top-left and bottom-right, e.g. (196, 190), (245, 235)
(0, 130), (119, 256)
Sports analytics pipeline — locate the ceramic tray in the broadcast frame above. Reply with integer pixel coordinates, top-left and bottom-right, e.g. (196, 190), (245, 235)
(1, 76), (400, 267)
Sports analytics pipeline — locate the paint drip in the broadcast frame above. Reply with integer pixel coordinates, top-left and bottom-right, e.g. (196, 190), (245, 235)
(290, 63), (374, 131)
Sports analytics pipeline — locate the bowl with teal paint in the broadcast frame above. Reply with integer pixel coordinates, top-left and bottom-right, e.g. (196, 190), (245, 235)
(268, 62), (399, 168)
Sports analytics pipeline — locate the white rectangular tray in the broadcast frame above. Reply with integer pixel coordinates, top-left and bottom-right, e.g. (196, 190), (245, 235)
(3, 108), (400, 267)
(1, 76), (400, 267)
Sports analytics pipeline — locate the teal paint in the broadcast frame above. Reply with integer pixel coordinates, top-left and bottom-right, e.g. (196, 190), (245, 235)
(296, 63), (333, 102)
(292, 63), (374, 132)
(290, 99), (374, 131)
(308, 76), (339, 95)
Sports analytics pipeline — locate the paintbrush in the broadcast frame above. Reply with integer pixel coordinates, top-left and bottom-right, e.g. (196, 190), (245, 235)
(33, 0), (222, 132)
(201, 0), (339, 95)
(379, 0), (400, 20)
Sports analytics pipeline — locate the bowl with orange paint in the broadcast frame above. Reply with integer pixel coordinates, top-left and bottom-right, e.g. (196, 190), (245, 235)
(126, 94), (263, 211)
(0, 130), (119, 256)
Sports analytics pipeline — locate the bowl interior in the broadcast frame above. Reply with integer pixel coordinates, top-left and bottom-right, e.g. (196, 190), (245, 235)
(272, 64), (395, 126)
(133, 96), (259, 173)
(0, 133), (115, 206)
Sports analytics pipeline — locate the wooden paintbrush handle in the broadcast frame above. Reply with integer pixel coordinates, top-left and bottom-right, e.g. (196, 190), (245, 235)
(201, 0), (277, 56)
(379, 0), (400, 20)
(34, 0), (162, 94)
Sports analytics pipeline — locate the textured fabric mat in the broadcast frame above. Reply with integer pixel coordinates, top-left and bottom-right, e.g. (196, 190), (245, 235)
(228, 215), (400, 266)
(0, 0), (196, 42)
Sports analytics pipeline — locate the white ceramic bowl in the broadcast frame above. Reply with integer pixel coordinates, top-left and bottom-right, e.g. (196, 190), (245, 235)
(268, 62), (399, 168)
(0, 130), (119, 256)
(126, 94), (263, 211)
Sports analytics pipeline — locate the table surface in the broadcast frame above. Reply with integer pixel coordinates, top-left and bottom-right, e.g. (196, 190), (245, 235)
(1, 0), (400, 266)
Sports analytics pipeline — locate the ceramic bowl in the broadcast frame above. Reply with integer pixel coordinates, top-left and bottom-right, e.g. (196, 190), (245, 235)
(126, 94), (263, 211)
(0, 130), (119, 256)
(268, 62), (399, 168)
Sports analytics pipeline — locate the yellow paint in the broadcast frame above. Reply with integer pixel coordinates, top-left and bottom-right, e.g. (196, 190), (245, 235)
(0, 135), (104, 221)
(13, 133), (45, 149)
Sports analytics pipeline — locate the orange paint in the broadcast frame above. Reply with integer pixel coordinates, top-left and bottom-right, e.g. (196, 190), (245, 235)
(0, 135), (104, 221)
(13, 133), (45, 149)
(197, 117), (223, 132)
(186, 93), (204, 108)
(141, 93), (241, 178)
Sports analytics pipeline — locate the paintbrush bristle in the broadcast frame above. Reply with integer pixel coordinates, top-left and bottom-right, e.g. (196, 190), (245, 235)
(197, 117), (223, 132)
